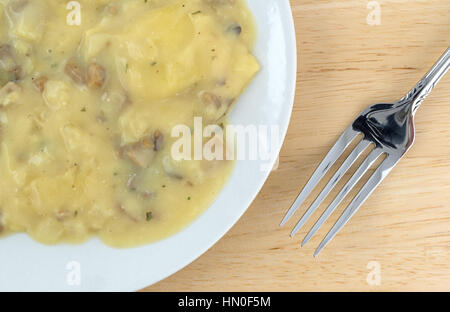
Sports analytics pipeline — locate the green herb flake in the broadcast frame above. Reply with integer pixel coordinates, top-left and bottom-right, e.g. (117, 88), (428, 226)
(146, 211), (153, 221)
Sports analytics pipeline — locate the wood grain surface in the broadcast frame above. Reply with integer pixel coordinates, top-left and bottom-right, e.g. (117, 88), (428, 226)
(144, 0), (450, 291)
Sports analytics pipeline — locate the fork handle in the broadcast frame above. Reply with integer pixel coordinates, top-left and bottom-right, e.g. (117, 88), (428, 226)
(401, 47), (450, 114)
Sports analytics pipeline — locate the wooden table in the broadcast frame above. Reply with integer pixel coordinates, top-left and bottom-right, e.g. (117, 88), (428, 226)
(144, 0), (450, 291)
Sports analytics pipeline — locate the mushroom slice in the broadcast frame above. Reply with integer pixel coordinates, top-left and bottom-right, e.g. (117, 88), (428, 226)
(33, 76), (48, 92)
(202, 92), (221, 108)
(121, 137), (156, 168)
(87, 63), (106, 89)
(65, 59), (86, 84)
(152, 130), (164, 151)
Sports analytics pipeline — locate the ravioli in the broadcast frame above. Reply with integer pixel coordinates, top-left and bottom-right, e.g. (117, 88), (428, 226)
(0, 0), (259, 247)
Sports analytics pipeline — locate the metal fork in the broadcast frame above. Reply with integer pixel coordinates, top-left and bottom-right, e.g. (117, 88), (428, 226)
(281, 48), (450, 256)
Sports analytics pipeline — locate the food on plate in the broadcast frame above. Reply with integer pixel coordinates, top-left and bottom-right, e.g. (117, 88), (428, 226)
(0, 0), (259, 246)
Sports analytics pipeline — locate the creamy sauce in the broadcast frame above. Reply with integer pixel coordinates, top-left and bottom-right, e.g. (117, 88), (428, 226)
(0, 0), (259, 247)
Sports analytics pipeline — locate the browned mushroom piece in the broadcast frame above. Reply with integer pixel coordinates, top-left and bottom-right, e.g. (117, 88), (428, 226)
(65, 59), (86, 84)
(121, 137), (156, 168)
(87, 63), (106, 89)
(202, 92), (222, 108)
(33, 76), (48, 93)
(152, 130), (164, 151)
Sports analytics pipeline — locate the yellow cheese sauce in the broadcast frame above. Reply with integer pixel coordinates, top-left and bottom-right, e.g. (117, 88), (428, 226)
(0, 0), (259, 247)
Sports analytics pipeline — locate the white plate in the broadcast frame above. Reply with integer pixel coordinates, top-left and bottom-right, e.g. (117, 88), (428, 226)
(0, 0), (297, 291)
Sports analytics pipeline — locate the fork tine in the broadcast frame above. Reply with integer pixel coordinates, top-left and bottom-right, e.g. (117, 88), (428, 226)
(313, 156), (396, 256)
(302, 148), (383, 246)
(280, 127), (359, 226)
(290, 139), (372, 237)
